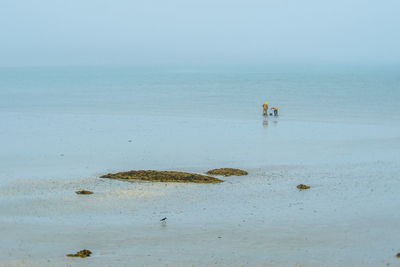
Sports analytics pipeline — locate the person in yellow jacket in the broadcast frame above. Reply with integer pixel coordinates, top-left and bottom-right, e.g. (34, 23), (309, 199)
(262, 102), (268, 116)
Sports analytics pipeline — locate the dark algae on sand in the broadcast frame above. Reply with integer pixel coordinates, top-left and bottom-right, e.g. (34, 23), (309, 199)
(101, 170), (223, 184)
(206, 168), (248, 177)
(75, 190), (93, 195)
(66, 249), (92, 258)
(297, 184), (311, 190)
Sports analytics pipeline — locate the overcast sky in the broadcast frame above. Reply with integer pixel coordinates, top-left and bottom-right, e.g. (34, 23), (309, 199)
(1, 0), (399, 66)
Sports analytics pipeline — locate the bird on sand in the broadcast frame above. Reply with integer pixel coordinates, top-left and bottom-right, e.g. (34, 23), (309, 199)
(160, 217), (167, 222)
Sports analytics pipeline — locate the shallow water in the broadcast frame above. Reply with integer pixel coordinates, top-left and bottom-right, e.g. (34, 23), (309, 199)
(1, 163), (400, 266)
(1, 65), (400, 266)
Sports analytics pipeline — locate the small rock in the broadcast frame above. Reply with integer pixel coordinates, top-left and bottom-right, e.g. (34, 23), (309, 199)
(66, 249), (92, 258)
(297, 184), (311, 190)
(396, 253), (400, 258)
(75, 190), (93, 195)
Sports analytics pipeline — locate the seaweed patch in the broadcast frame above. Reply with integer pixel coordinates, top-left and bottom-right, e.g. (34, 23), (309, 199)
(101, 170), (223, 184)
(206, 168), (248, 177)
(297, 184), (311, 190)
(66, 249), (92, 258)
(75, 190), (93, 195)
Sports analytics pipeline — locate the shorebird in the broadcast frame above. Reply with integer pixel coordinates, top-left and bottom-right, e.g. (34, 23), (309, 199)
(160, 217), (167, 226)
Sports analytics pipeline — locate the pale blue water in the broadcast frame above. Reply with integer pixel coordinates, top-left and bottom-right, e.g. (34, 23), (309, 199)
(1, 65), (400, 266)
(1, 65), (399, 122)
(1, 65), (400, 184)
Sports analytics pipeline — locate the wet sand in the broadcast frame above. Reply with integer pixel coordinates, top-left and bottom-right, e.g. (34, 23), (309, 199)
(1, 162), (400, 266)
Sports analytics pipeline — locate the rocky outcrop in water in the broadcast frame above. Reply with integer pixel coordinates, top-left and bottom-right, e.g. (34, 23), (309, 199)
(101, 170), (223, 184)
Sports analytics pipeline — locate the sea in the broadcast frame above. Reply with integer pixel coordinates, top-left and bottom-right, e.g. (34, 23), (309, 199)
(1, 64), (399, 183)
(1, 64), (400, 266)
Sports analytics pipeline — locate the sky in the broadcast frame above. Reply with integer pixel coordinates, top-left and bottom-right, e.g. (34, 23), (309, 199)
(1, 0), (400, 66)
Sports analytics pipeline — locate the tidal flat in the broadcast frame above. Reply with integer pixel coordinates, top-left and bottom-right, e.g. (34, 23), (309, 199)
(1, 162), (400, 266)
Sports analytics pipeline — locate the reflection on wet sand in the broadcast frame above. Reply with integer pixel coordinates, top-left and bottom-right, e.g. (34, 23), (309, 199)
(263, 118), (278, 127)
(262, 118), (268, 127)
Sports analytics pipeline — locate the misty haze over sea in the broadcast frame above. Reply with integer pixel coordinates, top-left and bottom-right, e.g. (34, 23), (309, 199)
(1, 1), (400, 266)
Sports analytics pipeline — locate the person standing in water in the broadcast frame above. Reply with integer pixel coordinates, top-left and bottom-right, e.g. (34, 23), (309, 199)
(271, 107), (279, 116)
(262, 102), (269, 116)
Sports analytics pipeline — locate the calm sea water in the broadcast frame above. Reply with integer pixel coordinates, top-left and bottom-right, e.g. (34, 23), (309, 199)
(1, 65), (400, 122)
(1, 65), (400, 266)
(1, 65), (399, 183)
